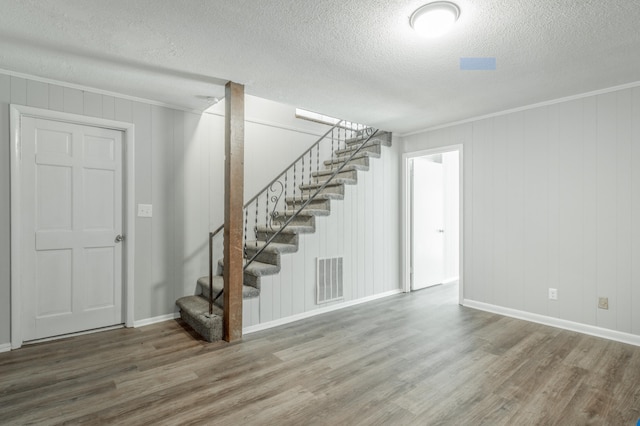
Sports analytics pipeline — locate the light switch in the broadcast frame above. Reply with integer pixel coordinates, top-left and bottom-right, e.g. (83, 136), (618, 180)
(137, 204), (153, 218)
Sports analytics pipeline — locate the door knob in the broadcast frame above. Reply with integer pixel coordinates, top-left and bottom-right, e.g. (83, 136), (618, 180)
(115, 234), (125, 243)
(437, 229), (445, 233)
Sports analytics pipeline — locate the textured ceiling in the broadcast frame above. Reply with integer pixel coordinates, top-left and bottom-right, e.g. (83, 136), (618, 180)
(1, 0), (639, 133)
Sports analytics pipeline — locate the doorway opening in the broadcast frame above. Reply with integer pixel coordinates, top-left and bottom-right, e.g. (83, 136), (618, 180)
(403, 146), (462, 303)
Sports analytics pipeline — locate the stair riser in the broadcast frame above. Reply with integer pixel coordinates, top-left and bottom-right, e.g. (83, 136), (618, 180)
(244, 247), (281, 266)
(346, 132), (392, 147)
(176, 296), (223, 342)
(286, 198), (331, 211)
(179, 310), (222, 342)
(244, 273), (260, 288)
(198, 281), (260, 301)
(200, 286), (221, 302)
(312, 169), (358, 182)
(256, 230), (299, 245)
(324, 156), (369, 168)
(272, 214), (315, 228)
(301, 184), (345, 197)
(214, 265), (261, 289)
(336, 144), (381, 157)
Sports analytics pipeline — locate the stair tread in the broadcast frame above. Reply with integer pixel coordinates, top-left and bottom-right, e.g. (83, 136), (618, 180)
(197, 276), (260, 298)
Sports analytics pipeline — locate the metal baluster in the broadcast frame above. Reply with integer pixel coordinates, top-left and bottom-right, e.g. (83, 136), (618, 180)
(293, 163), (297, 207)
(266, 190), (269, 233)
(308, 148), (311, 186)
(331, 127), (335, 170)
(352, 122), (356, 147)
(298, 158), (302, 202)
(284, 169), (288, 217)
(340, 123), (344, 164)
(316, 142), (320, 183)
(255, 198), (258, 248)
(244, 209), (248, 262)
(343, 122), (347, 153)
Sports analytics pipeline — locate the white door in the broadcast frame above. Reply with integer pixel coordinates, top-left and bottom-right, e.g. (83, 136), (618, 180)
(20, 117), (124, 341)
(412, 157), (445, 290)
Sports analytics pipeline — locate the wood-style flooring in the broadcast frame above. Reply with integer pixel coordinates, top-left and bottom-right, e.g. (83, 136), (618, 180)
(2, 283), (640, 425)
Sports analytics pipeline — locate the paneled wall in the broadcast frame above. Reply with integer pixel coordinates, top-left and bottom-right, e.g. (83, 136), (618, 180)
(403, 86), (640, 336)
(0, 71), (402, 347)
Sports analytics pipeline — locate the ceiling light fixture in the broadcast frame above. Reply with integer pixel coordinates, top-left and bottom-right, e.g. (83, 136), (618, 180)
(410, 1), (460, 38)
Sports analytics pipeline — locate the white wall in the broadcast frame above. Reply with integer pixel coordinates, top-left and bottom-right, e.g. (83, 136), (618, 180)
(0, 70), (402, 346)
(403, 85), (640, 337)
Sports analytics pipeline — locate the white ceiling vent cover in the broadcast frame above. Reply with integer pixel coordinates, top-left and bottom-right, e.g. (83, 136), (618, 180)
(316, 257), (344, 304)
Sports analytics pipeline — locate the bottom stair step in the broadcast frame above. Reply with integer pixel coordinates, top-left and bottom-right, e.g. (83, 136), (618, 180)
(176, 295), (223, 342)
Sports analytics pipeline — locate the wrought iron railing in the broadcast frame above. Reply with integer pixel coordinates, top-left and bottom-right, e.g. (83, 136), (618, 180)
(207, 120), (379, 314)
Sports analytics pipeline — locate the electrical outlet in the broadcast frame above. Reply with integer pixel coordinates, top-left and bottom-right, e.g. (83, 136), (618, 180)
(548, 288), (558, 300)
(598, 297), (609, 310)
(137, 204), (153, 218)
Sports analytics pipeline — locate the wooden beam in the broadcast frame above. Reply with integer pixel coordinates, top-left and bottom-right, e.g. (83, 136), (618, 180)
(223, 81), (244, 342)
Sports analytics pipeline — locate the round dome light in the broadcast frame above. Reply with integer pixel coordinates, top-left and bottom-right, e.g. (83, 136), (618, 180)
(410, 2), (461, 38)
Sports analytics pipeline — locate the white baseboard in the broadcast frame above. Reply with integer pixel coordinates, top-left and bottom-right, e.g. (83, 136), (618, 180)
(133, 312), (180, 328)
(0, 343), (11, 353)
(463, 299), (640, 347)
(243, 289), (403, 335)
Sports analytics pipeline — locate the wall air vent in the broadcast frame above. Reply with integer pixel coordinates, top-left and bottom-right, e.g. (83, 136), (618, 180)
(316, 257), (344, 304)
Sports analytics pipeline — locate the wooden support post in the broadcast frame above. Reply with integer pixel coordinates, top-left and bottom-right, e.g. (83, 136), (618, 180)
(223, 81), (244, 342)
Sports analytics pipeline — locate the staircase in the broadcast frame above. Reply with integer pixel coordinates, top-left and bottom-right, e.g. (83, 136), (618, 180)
(176, 123), (392, 341)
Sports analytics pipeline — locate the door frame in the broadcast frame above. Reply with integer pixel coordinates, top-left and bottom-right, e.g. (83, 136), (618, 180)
(402, 145), (463, 304)
(10, 105), (136, 349)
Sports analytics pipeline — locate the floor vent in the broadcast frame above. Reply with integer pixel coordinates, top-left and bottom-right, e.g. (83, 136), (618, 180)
(316, 257), (344, 304)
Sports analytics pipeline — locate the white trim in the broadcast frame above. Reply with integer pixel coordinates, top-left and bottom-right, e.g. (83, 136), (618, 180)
(400, 80), (640, 137)
(243, 290), (403, 334)
(0, 343), (11, 353)
(133, 312), (181, 328)
(402, 146), (464, 304)
(10, 105), (136, 349)
(463, 299), (640, 347)
(0, 67), (202, 113)
(22, 325), (125, 346)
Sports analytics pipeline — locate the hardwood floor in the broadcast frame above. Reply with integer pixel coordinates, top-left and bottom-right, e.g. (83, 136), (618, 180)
(2, 283), (640, 425)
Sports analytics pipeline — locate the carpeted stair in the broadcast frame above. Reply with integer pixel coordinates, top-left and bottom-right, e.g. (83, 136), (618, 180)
(176, 131), (392, 341)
